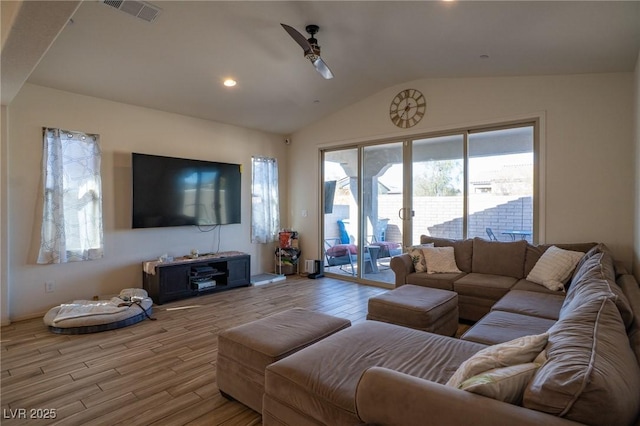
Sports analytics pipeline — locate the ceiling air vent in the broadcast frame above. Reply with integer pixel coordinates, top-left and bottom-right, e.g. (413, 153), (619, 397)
(101, 0), (162, 23)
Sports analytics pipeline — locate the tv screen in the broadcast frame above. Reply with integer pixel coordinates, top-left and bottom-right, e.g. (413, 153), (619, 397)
(132, 153), (241, 228)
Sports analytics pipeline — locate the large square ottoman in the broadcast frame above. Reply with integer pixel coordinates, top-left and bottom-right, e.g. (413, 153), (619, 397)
(367, 284), (458, 336)
(217, 307), (351, 413)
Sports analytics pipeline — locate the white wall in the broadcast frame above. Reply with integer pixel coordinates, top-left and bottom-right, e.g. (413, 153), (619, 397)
(289, 73), (635, 271)
(5, 84), (287, 321)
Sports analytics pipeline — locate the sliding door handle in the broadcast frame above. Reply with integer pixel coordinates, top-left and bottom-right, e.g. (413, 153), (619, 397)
(398, 208), (414, 221)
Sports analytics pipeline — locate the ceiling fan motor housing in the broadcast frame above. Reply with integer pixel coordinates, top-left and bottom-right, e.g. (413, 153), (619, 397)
(305, 25), (321, 58)
(305, 24), (320, 35)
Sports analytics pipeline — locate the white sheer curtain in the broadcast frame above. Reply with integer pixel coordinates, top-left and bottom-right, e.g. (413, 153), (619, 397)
(37, 128), (104, 264)
(251, 156), (280, 243)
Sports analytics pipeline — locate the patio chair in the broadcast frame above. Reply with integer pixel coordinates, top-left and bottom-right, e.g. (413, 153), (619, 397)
(324, 238), (372, 276)
(324, 238), (357, 275)
(486, 227), (498, 241)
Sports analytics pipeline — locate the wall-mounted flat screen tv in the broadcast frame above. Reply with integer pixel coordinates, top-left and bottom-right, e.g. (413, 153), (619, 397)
(132, 153), (241, 228)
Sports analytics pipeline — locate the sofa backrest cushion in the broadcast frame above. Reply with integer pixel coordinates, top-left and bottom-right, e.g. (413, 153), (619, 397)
(563, 250), (634, 329)
(420, 236), (473, 273)
(471, 238), (527, 279)
(523, 296), (640, 426)
(571, 248), (617, 285)
(523, 242), (598, 277)
(618, 274), (640, 365)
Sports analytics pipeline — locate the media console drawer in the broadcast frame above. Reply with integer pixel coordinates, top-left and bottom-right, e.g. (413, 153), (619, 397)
(142, 253), (251, 304)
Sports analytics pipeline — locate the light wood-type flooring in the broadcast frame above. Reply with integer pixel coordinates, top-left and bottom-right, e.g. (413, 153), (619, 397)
(1, 276), (389, 425)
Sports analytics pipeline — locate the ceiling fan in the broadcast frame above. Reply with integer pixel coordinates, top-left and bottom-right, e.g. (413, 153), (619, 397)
(281, 23), (334, 79)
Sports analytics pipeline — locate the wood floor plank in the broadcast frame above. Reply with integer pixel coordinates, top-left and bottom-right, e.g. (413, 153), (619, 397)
(1, 276), (389, 424)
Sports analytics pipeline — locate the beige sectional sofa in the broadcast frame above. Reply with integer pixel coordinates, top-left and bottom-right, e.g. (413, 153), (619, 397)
(390, 236), (599, 321)
(262, 241), (640, 426)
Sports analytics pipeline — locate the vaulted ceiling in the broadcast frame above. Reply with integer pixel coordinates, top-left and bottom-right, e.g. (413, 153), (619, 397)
(3, 1), (639, 135)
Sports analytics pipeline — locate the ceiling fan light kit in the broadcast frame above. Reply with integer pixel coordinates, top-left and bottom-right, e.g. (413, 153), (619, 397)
(281, 23), (334, 79)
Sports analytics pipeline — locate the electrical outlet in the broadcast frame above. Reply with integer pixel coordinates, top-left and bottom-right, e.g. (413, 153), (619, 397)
(45, 281), (55, 293)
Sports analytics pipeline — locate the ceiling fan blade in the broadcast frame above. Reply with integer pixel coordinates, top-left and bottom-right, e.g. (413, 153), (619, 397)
(281, 23), (313, 55)
(312, 57), (334, 79)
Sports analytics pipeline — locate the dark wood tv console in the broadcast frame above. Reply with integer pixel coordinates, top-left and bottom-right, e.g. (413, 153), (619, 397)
(142, 252), (251, 304)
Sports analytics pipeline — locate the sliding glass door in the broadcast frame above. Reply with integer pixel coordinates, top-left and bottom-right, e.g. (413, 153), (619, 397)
(321, 121), (536, 286)
(411, 134), (465, 243)
(467, 127), (534, 242)
(322, 143), (404, 284)
(362, 143), (404, 283)
(323, 149), (360, 276)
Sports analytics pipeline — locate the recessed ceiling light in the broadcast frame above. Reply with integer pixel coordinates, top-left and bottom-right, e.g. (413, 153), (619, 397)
(223, 79), (237, 87)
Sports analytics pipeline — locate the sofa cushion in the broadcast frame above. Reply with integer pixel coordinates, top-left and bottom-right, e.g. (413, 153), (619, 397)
(523, 242), (598, 277)
(326, 244), (357, 256)
(568, 242), (609, 282)
(447, 333), (548, 388)
(265, 321), (485, 425)
(454, 273), (517, 301)
(618, 274), (640, 365)
(420, 236), (473, 272)
(422, 246), (462, 274)
(511, 279), (569, 294)
(460, 310), (556, 346)
(491, 289), (565, 320)
(526, 246), (585, 291)
(523, 296), (640, 426)
(459, 362), (541, 405)
(570, 246), (615, 285)
(471, 238), (528, 278)
(563, 251), (634, 329)
(406, 272), (466, 291)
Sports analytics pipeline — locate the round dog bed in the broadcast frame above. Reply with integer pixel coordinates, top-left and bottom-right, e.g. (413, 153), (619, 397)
(43, 289), (154, 335)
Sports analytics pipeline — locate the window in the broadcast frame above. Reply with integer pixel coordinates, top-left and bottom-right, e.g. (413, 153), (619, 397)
(412, 124), (535, 243)
(467, 126), (534, 242)
(37, 128), (104, 264)
(251, 156), (279, 243)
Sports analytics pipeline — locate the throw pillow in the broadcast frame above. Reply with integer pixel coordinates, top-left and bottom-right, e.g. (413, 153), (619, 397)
(407, 243), (434, 273)
(458, 362), (541, 405)
(422, 246), (462, 274)
(527, 246), (585, 291)
(446, 333), (548, 388)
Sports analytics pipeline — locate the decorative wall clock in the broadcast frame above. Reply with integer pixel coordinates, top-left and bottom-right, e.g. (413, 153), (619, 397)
(389, 89), (426, 128)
